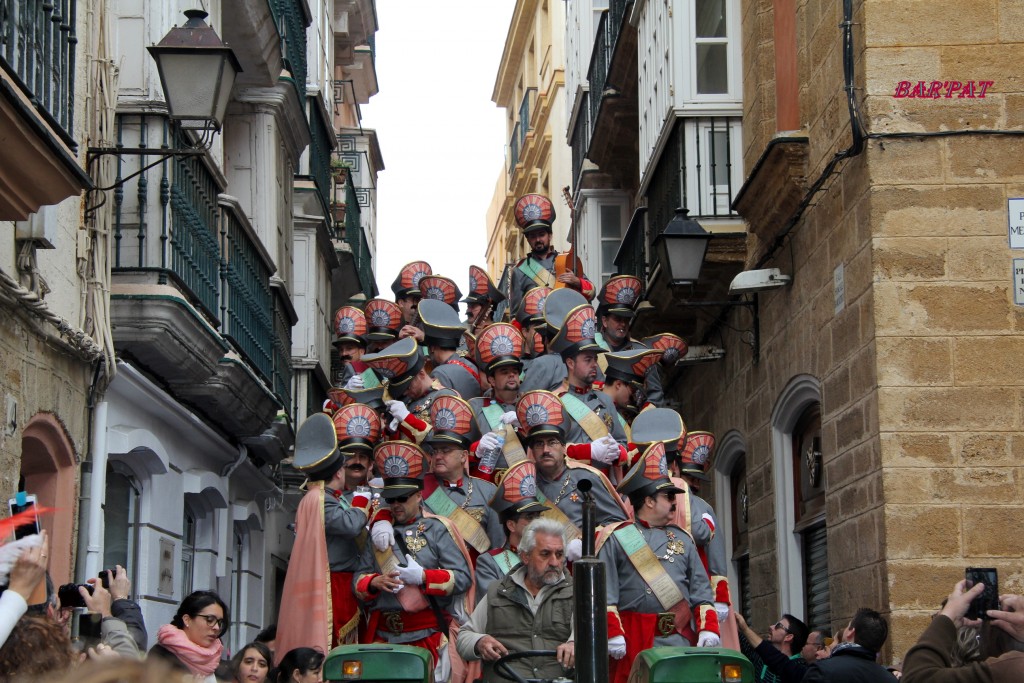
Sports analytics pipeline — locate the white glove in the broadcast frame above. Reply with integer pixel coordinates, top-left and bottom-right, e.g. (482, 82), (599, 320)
(386, 400), (410, 422)
(500, 411), (520, 428)
(344, 373), (364, 390)
(397, 553), (424, 586)
(714, 602), (730, 621)
(697, 631), (721, 648)
(566, 538), (583, 563)
(608, 635), (627, 659)
(590, 435), (621, 465)
(371, 520), (395, 552)
(477, 431), (502, 453)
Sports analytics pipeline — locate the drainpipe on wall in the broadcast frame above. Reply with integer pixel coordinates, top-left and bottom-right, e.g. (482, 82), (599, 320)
(83, 400), (109, 580)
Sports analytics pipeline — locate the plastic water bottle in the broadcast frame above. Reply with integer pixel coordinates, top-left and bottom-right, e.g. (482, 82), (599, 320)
(477, 432), (504, 475)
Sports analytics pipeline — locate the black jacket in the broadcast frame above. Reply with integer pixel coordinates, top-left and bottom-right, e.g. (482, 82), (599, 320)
(803, 645), (898, 683)
(111, 598), (148, 651)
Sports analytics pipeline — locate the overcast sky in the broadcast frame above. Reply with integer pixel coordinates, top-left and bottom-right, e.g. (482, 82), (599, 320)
(363, 0), (516, 299)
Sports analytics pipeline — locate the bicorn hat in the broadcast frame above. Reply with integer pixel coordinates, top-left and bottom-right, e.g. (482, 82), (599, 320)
(515, 286), (551, 327)
(374, 440), (427, 500)
(630, 408), (686, 449)
(364, 299), (403, 342)
(419, 275), (462, 311)
(292, 413), (341, 481)
(332, 403), (381, 454)
(464, 265), (506, 306)
(333, 306), (368, 347)
(418, 298), (465, 349)
(549, 303), (603, 359)
(362, 337), (425, 399)
(490, 461), (549, 515)
(603, 348), (664, 385)
(597, 275), (644, 318)
(513, 194), (556, 234)
(424, 395), (477, 448)
(679, 431), (715, 481)
(516, 390), (566, 441)
(641, 333), (689, 366)
(475, 322), (524, 374)
(391, 261), (431, 298)
(617, 442), (685, 498)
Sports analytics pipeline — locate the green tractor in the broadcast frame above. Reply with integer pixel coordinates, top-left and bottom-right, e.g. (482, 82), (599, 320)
(323, 643), (433, 683)
(627, 647), (754, 683)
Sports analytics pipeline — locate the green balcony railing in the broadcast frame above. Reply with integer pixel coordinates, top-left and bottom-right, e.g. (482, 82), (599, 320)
(0, 0), (78, 145)
(587, 11), (612, 132)
(518, 87), (536, 151)
(508, 122), (520, 178)
(271, 282), (295, 419)
(269, 0), (307, 101)
(170, 131), (221, 318)
(219, 197), (275, 383)
(608, 0), (633, 40)
(570, 92), (589, 187)
(308, 97), (332, 213)
(343, 174), (374, 296)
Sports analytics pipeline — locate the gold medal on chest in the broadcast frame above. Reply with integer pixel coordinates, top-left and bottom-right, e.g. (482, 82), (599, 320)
(667, 540), (687, 556)
(405, 525), (427, 554)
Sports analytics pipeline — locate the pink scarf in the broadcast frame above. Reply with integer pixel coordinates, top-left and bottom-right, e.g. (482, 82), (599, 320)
(156, 623), (224, 676)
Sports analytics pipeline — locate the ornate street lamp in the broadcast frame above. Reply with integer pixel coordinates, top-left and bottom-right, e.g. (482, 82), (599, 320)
(652, 208), (712, 286)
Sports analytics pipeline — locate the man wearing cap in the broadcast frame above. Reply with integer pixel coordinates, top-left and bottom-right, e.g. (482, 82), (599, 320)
(475, 461), (549, 598)
(509, 193), (595, 315)
(391, 261), (431, 342)
(419, 299), (482, 400)
(632, 411), (734, 631)
(464, 265), (505, 337)
(600, 348), (664, 441)
(332, 403), (383, 497)
(469, 323), (526, 481)
(516, 287), (568, 392)
(364, 298), (405, 353)
(354, 441), (474, 678)
(596, 442), (721, 683)
(594, 276), (665, 407)
(457, 518), (575, 683)
(517, 391), (628, 554)
(333, 306), (379, 391)
(542, 290), (628, 472)
(363, 337), (460, 444)
(277, 414), (374, 658)
(417, 396), (503, 555)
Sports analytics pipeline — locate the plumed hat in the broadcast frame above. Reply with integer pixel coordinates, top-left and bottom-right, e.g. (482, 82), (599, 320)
(475, 323), (524, 374)
(374, 440), (427, 500)
(490, 461), (549, 515)
(514, 193), (556, 234)
(391, 261), (431, 298)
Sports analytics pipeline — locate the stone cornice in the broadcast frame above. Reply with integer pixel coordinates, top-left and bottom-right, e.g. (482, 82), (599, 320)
(231, 79), (311, 167)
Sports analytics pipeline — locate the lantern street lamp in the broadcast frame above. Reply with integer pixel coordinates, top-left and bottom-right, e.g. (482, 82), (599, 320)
(652, 208), (713, 286)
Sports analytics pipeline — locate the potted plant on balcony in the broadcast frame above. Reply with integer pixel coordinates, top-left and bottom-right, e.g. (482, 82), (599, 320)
(331, 158), (351, 183)
(331, 200), (346, 224)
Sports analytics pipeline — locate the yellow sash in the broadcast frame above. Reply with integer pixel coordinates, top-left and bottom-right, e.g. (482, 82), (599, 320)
(500, 423), (528, 468)
(425, 487), (492, 553)
(373, 546), (429, 612)
(560, 393), (611, 441)
(612, 524), (684, 611)
(532, 487), (582, 540)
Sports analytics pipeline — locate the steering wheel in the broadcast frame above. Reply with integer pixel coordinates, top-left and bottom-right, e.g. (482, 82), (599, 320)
(494, 649), (573, 683)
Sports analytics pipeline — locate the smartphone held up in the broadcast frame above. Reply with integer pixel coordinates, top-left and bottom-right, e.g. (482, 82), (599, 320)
(965, 567), (999, 620)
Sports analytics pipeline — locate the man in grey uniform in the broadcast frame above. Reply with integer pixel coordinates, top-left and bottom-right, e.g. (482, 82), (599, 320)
(419, 299), (482, 400)
(593, 275), (664, 407)
(508, 193), (595, 315)
(597, 441), (721, 683)
(469, 322), (525, 481)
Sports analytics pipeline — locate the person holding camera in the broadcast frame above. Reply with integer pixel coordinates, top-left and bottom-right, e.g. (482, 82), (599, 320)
(74, 567), (143, 659)
(901, 581), (1024, 683)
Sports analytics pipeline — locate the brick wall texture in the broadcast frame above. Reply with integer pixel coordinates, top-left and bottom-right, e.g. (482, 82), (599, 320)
(673, 0), (1024, 662)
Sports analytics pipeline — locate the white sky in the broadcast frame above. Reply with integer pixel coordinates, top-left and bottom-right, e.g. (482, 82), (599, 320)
(363, 0), (517, 299)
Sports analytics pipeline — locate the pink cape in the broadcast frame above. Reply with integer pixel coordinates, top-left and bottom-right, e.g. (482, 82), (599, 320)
(275, 482), (332, 665)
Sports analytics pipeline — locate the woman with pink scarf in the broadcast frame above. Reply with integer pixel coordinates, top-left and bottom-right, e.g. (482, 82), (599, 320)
(148, 590), (229, 681)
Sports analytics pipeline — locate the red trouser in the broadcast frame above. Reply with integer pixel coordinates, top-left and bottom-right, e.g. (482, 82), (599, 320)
(611, 611), (696, 683)
(330, 571), (359, 646)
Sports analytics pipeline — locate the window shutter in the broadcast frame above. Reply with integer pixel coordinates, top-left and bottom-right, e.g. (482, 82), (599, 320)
(803, 523), (831, 632)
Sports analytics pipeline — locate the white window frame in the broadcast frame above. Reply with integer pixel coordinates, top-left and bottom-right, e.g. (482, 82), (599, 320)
(103, 462), (141, 597)
(681, 117), (743, 218)
(770, 374), (822, 619)
(682, 0), (743, 104)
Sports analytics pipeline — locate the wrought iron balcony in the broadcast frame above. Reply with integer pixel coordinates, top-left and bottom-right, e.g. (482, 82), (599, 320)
(587, 11), (612, 135)
(608, 0), (633, 41)
(308, 97), (333, 213)
(0, 0), (78, 142)
(271, 281), (296, 419)
(518, 87), (536, 151)
(508, 122), (520, 178)
(219, 196), (275, 385)
(570, 91), (589, 187)
(342, 173), (374, 297)
(269, 0), (308, 100)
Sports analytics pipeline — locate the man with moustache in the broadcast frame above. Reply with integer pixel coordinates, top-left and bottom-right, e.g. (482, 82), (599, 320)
(457, 518), (575, 683)
(469, 322), (526, 480)
(593, 275), (664, 407)
(277, 414), (374, 657)
(354, 441), (473, 680)
(508, 193), (595, 315)
(597, 442), (721, 683)
(463, 266), (505, 337)
(333, 306), (378, 390)
(516, 390), (628, 560)
(391, 261), (431, 343)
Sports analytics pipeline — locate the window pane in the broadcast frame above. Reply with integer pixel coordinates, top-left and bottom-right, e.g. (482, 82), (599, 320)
(600, 205), (622, 238)
(709, 130), (730, 186)
(697, 44), (729, 94)
(696, 0), (727, 38)
(602, 239), (620, 276)
(103, 472), (132, 569)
